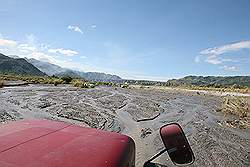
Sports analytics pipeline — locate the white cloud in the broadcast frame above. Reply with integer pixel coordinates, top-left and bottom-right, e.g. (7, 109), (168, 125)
(0, 35), (80, 69)
(221, 58), (234, 62)
(196, 41), (250, 72)
(68, 25), (83, 34)
(40, 43), (50, 51)
(28, 51), (57, 64)
(48, 48), (78, 56)
(91, 25), (96, 29)
(198, 41), (250, 65)
(205, 55), (222, 64)
(0, 38), (17, 47)
(201, 41), (250, 56)
(18, 44), (36, 53)
(221, 66), (239, 72)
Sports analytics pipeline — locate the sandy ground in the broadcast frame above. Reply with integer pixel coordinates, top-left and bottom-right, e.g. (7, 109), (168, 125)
(0, 84), (249, 167)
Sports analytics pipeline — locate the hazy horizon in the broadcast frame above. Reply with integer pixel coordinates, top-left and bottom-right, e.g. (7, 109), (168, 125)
(0, 0), (250, 81)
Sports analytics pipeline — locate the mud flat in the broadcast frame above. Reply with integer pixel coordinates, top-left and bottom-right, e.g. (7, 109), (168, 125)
(0, 84), (249, 167)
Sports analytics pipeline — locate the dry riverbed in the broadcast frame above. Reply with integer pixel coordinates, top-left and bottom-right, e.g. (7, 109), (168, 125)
(0, 84), (249, 167)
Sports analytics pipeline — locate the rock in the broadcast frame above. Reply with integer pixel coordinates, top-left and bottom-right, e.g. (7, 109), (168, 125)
(140, 128), (152, 138)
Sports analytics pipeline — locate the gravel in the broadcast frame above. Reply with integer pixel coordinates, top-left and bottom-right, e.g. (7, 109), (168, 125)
(0, 84), (249, 167)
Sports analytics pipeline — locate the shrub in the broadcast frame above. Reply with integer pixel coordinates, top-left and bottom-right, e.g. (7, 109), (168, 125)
(88, 83), (95, 88)
(51, 75), (59, 79)
(121, 83), (129, 88)
(0, 80), (3, 88)
(221, 96), (249, 118)
(71, 79), (95, 88)
(71, 79), (82, 87)
(54, 79), (63, 86)
(61, 76), (73, 84)
(80, 83), (90, 88)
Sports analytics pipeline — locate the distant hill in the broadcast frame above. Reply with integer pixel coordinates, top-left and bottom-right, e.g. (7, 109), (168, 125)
(26, 58), (66, 76)
(82, 72), (122, 81)
(6, 54), (122, 81)
(56, 70), (122, 82)
(0, 53), (46, 76)
(56, 70), (82, 78)
(1, 54), (249, 87)
(24, 57), (122, 81)
(166, 76), (250, 88)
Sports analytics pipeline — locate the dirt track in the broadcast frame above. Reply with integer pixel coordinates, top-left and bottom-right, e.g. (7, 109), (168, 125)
(0, 85), (249, 167)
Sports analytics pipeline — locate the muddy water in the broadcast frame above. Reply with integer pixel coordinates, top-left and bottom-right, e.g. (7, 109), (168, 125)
(0, 85), (249, 167)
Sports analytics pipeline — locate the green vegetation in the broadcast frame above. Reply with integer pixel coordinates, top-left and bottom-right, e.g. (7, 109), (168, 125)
(0, 74), (122, 89)
(95, 81), (116, 87)
(53, 79), (63, 86)
(56, 70), (122, 82)
(0, 74), (63, 85)
(61, 76), (73, 84)
(124, 76), (250, 93)
(0, 80), (3, 88)
(71, 79), (92, 88)
(166, 76), (250, 88)
(121, 83), (129, 88)
(0, 53), (46, 76)
(127, 76), (249, 93)
(1, 54), (122, 82)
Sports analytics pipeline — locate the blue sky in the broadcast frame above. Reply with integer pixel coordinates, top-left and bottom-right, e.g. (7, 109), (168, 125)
(0, 0), (250, 81)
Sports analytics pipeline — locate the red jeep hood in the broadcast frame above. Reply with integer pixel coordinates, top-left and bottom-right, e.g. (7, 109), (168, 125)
(0, 119), (135, 167)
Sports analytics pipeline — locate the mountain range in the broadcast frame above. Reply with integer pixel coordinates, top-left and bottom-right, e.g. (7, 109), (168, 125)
(0, 53), (46, 76)
(1, 53), (122, 81)
(166, 76), (250, 87)
(1, 53), (249, 87)
(26, 58), (122, 81)
(26, 58), (66, 76)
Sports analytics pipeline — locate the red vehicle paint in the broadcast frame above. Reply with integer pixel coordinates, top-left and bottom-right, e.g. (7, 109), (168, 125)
(0, 119), (135, 167)
(160, 123), (194, 165)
